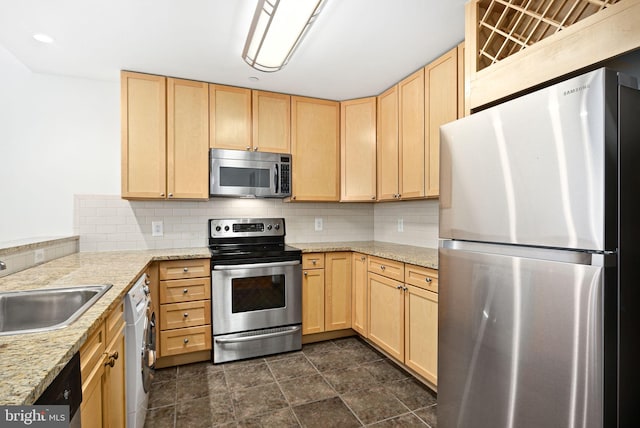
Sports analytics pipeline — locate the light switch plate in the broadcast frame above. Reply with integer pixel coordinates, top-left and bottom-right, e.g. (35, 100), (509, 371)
(152, 221), (164, 237)
(315, 217), (323, 231)
(34, 249), (45, 264)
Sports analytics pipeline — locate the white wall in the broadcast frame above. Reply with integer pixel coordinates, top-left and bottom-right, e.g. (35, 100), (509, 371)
(0, 45), (120, 242)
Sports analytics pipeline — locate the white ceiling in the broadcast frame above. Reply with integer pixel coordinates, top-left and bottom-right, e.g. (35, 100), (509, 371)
(0, 0), (467, 100)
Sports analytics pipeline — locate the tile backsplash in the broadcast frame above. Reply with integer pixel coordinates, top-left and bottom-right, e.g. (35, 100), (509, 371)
(74, 195), (439, 252)
(0, 237), (79, 278)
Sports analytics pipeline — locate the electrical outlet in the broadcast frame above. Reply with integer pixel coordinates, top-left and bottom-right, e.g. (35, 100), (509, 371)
(34, 249), (45, 264)
(397, 218), (404, 232)
(315, 217), (323, 231)
(152, 221), (164, 237)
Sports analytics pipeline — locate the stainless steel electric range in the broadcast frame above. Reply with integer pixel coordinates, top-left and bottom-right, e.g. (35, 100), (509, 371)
(208, 218), (302, 364)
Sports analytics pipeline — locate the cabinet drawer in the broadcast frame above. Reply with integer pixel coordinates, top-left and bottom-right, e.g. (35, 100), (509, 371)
(368, 256), (404, 282)
(405, 264), (438, 293)
(160, 277), (211, 304)
(80, 323), (106, 387)
(302, 253), (325, 270)
(159, 259), (210, 280)
(160, 325), (212, 356)
(160, 301), (211, 330)
(105, 300), (125, 344)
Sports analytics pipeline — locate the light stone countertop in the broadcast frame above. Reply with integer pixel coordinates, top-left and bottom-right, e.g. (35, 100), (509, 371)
(288, 241), (438, 269)
(0, 248), (210, 405)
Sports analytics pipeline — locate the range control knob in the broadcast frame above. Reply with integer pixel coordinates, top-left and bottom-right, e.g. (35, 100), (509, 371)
(215, 226), (221, 232)
(267, 224), (273, 231)
(224, 226), (230, 232)
(274, 224), (280, 230)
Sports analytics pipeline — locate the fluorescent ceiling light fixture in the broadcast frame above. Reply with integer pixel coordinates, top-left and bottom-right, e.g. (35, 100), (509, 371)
(242, 0), (325, 72)
(33, 33), (54, 44)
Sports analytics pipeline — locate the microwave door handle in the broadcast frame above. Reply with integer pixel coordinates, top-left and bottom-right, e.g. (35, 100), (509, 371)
(274, 164), (279, 194)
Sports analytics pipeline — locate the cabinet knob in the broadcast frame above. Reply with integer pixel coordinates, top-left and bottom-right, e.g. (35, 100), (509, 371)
(361, 256), (366, 261)
(380, 265), (386, 270)
(312, 260), (317, 265)
(168, 193), (173, 198)
(304, 271), (308, 276)
(246, 146), (251, 151)
(396, 285), (403, 290)
(292, 196), (296, 200)
(254, 147), (259, 151)
(183, 338), (189, 344)
(160, 193), (165, 197)
(183, 288), (188, 294)
(183, 267), (189, 272)
(183, 312), (189, 318)
(371, 196), (375, 200)
(403, 286), (408, 292)
(145, 278), (150, 285)
(426, 277), (432, 283)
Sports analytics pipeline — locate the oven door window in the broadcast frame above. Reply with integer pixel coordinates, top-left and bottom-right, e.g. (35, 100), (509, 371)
(232, 274), (286, 313)
(220, 167), (270, 188)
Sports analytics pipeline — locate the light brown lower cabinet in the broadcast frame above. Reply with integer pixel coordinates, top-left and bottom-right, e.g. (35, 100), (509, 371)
(302, 252), (352, 335)
(80, 301), (126, 428)
(368, 261), (439, 387)
(351, 253), (368, 337)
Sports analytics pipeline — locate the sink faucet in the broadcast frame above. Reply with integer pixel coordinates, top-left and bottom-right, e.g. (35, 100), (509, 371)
(0, 260), (6, 270)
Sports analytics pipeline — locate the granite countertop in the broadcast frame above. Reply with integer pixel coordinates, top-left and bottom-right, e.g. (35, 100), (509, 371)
(288, 241), (438, 270)
(0, 248), (210, 406)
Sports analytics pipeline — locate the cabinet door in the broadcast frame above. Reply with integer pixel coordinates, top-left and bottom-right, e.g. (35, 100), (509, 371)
(351, 253), (368, 337)
(405, 284), (438, 386)
(368, 272), (404, 361)
(167, 78), (209, 199)
(399, 69), (425, 199)
(252, 90), (291, 153)
(425, 48), (458, 198)
(341, 97), (377, 201)
(209, 84), (252, 150)
(302, 268), (325, 335)
(457, 42), (466, 119)
(103, 327), (126, 428)
(80, 364), (103, 428)
(121, 71), (166, 199)
(325, 252), (352, 331)
(291, 96), (340, 201)
(377, 86), (399, 201)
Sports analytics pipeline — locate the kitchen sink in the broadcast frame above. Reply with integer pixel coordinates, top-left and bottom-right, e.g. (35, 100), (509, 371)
(0, 284), (112, 336)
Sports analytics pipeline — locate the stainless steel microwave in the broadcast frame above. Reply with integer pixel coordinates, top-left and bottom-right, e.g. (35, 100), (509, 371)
(209, 149), (291, 198)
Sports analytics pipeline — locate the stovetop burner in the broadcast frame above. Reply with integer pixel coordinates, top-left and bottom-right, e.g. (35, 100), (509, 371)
(208, 218), (301, 265)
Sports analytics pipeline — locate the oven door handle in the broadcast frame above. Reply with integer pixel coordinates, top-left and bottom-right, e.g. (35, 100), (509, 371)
(214, 326), (301, 344)
(213, 260), (300, 270)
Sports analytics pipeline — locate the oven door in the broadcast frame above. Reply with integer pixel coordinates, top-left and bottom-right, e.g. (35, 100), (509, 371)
(211, 260), (301, 335)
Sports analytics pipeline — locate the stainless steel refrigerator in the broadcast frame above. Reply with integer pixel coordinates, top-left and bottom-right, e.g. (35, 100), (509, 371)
(438, 68), (640, 428)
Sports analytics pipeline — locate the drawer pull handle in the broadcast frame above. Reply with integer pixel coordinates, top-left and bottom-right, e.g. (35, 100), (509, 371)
(183, 338), (189, 344)
(380, 265), (386, 270)
(183, 312), (189, 318)
(361, 256), (366, 261)
(183, 267), (189, 272)
(312, 260), (317, 265)
(396, 285), (402, 290)
(426, 278), (432, 283)
(304, 271), (308, 276)
(183, 288), (188, 294)
(104, 351), (119, 367)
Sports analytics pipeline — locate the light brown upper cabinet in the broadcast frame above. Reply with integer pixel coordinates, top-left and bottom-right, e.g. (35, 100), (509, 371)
(209, 84), (252, 150)
(121, 72), (209, 199)
(399, 68), (426, 199)
(376, 86), (400, 201)
(291, 96), (340, 201)
(425, 47), (458, 198)
(121, 71), (167, 199)
(252, 90), (291, 154)
(340, 97), (377, 201)
(166, 78), (209, 199)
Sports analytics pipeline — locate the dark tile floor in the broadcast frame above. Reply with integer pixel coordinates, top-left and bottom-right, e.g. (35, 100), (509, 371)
(145, 337), (438, 427)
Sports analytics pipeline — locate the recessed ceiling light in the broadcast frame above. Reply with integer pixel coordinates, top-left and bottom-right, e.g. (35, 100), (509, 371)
(33, 33), (54, 44)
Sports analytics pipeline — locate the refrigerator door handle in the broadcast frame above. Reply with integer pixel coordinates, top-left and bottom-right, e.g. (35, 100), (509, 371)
(440, 240), (615, 266)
